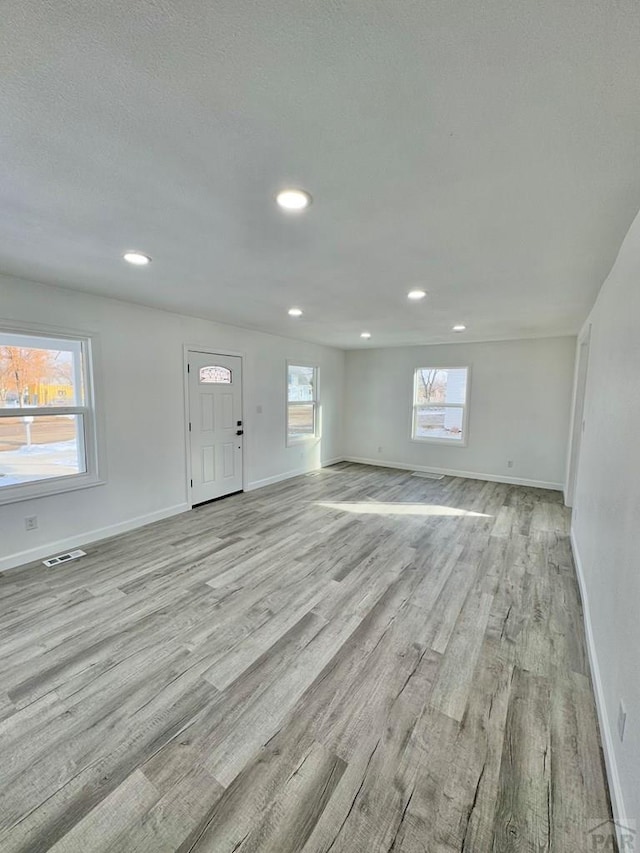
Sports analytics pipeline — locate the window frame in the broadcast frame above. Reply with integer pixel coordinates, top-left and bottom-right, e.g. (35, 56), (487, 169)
(286, 361), (320, 446)
(410, 366), (471, 447)
(0, 322), (104, 505)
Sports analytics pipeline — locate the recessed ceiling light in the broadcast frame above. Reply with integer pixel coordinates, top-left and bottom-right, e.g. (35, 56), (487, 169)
(360, 332), (371, 339)
(407, 289), (426, 300)
(276, 189), (312, 211)
(288, 307), (303, 317)
(452, 324), (466, 332)
(123, 251), (151, 266)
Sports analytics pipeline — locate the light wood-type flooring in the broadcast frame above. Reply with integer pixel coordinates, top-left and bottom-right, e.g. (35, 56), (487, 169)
(0, 463), (612, 852)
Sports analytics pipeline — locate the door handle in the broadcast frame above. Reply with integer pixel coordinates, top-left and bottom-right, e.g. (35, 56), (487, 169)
(236, 429), (244, 436)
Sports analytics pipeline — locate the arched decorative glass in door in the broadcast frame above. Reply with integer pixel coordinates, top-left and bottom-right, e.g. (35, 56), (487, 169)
(199, 366), (232, 384)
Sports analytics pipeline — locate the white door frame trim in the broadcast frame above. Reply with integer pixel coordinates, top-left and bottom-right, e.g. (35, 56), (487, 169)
(183, 345), (247, 508)
(564, 325), (591, 507)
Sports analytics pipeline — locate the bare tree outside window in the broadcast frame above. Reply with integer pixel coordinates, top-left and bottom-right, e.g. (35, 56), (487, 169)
(0, 346), (74, 406)
(412, 367), (469, 443)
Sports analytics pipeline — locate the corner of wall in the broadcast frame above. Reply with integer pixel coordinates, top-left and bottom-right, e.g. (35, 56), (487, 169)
(245, 456), (345, 492)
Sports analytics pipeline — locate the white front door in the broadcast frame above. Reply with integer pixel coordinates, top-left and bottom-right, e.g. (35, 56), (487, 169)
(188, 351), (243, 504)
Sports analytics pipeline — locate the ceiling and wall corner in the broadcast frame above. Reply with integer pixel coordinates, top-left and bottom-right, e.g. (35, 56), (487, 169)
(1, 1), (640, 349)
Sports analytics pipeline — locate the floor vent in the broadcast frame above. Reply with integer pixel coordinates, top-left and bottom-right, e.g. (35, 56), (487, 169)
(411, 471), (444, 480)
(43, 549), (86, 568)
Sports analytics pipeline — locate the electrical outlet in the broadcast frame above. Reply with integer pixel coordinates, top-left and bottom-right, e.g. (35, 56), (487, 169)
(507, 460), (514, 469)
(618, 700), (627, 742)
(25, 515), (38, 531)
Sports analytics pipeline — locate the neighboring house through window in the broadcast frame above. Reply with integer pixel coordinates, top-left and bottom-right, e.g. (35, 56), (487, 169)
(287, 363), (318, 444)
(412, 367), (470, 444)
(0, 327), (102, 504)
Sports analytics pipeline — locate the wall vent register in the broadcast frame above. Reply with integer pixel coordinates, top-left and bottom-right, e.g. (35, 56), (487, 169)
(42, 549), (86, 567)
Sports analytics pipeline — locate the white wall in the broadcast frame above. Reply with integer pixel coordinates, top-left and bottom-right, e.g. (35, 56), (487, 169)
(344, 337), (575, 489)
(0, 274), (345, 570)
(570, 207), (640, 826)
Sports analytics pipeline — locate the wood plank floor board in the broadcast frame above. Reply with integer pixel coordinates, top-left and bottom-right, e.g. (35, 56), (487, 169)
(1, 641), (190, 786)
(0, 579), (187, 676)
(141, 612), (328, 796)
(430, 557), (478, 654)
(312, 600), (439, 762)
(428, 590), (494, 722)
(428, 639), (514, 852)
(202, 576), (329, 690)
(217, 741), (347, 853)
(300, 649), (446, 853)
(1, 676), (219, 852)
(0, 587), (123, 662)
(202, 568), (420, 787)
(3, 583), (219, 707)
(0, 463), (613, 851)
(106, 766), (225, 853)
(0, 691), (16, 724)
(44, 769), (163, 853)
(1, 638), (212, 789)
(492, 667), (552, 852)
(548, 671), (611, 852)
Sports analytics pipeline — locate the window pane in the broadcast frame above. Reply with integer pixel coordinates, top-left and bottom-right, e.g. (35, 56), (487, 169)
(199, 366), (231, 384)
(0, 333), (84, 406)
(415, 368), (467, 405)
(0, 415), (86, 487)
(414, 406), (464, 440)
(288, 403), (315, 438)
(288, 365), (315, 402)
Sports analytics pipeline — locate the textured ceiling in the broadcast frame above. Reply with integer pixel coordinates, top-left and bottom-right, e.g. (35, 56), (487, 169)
(2, 1), (640, 348)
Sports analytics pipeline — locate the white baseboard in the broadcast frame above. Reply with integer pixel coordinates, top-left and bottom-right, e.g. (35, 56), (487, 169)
(1, 503), (190, 574)
(246, 469), (311, 491)
(342, 456), (563, 491)
(570, 527), (627, 836)
(320, 456), (346, 468)
(245, 457), (345, 492)
(4, 458), (350, 571)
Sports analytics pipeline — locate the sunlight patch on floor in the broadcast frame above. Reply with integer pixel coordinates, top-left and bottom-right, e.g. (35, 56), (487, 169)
(317, 501), (492, 518)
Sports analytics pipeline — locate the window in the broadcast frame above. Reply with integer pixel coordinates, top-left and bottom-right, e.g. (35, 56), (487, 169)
(0, 328), (101, 504)
(199, 365), (232, 384)
(412, 367), (469, 444)
(287, 363), (318, 444)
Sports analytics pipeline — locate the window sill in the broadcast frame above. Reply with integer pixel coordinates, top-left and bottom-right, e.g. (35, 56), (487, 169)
(286, 435), (320, 447)
(410, 436), (468, 448)
(0, 473), (106, 506)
